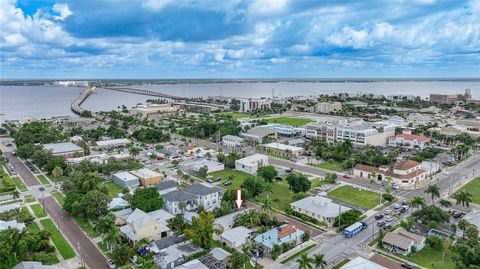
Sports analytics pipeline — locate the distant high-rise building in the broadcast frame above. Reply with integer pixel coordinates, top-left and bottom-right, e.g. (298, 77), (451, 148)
(429, 89), (472, 104)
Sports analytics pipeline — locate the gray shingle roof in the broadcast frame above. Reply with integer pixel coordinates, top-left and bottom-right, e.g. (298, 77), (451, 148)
(154, 180), (177, 191)
(162, 189), (196, 202)
(185, 183), (223, 196)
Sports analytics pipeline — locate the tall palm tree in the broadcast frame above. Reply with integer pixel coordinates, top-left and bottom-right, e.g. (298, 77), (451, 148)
(242, 244), (251, 269)
(457, 219), (470, 239)
(453, 190), (473, 208)
(263, 183), (274, 195)
(297, 253), (314, 269)
(313, 253), (327, 269)
(438, 199), (452, 208)
(425, 184), (440, 204)
(409, 196), (426, 212)
(11, 190), (20, 200)
(104, 227), (122, 250)
(261, 195), (272, 212)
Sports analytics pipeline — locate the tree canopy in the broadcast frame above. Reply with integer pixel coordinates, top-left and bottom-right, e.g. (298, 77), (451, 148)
(131, 187), (164, 212)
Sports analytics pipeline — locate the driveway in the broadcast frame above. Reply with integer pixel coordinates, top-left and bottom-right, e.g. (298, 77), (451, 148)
(4, 152), (40, 186)
(41, 196), (109, 269)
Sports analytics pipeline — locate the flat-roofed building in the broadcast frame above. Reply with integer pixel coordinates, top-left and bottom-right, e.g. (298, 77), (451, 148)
(131, 103), (180, 118)
(238, 98), (271, 112)
(234, 154), (269, 175)
(96, 138), (131, 148)
(336, 121), (395, 146)
(130, 168), (164, 186)
(240, 126), (277, 143)
(42, 142), (84, 158)
(315, 102), (342, 114)
(112, 171), (140, 188)
(222, 135), (244, 148)
(220, 226), (252, 249)
(263, 143), (305, 158)
(388, 133), (431, 149)
(339, 257), (387, 269)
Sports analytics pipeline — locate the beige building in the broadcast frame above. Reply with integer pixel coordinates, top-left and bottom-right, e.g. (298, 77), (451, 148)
(120, 209), (170, 244)
(130, 168), (164, 186)
(263, 143), (305, 158)
(131, 103), (180, 118)
(314, 102), (342, 114)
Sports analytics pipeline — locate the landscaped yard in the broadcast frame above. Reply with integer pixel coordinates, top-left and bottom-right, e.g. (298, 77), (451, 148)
(311, 161), (343, 171)
(327, 185), (379, 209)
(401, 246), (455, 269)
(51, 191), (65, 205)
(25, 195), (36, 203)
(208, 168), (252, 191)
(12, 176), (27, 191)
(265, 117), (314, 127)
(27, 222), (41, 233)
(256, 179), (294, 212)
(36, 175), (50, 185)
(458, 177), (480, 205)
(40, 219), (76, 259)
(219, 112), (266, 119)
(103, 181), (124, 198)
(74, 217), (99, 237)
(30, 203), (47, 218)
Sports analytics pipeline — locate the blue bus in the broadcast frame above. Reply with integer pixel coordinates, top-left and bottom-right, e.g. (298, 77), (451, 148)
(344, 221), (368, 238)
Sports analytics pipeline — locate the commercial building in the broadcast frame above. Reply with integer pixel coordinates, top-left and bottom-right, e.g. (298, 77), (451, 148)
(429, 89), (472, 104)
(388, 133), (431, 149)
(290, 196), (352, 226)
(382, 227), (425, 256)
(238, 98), (271, 112)
(353, 159), (428, 189)
(131, 103), (180, 118)
(262, 124), (306, 137)
(96, 138), (131, 149)
(42, 142), (84, 158)
(240, 126), (277, 143)
(191, 159), (225, 174)
(263, 143), (305, 158)
(112, 171), (140, 188)
(175, 102), (222, 113)
(305, 120), (339, 144)
(314, 102), (342, 114)
(234, 154), (269, 175)
(222, 135), (244, 147)
(407, 113), (433, 126)
(130, 168), (164, 186)
(335, 121), (395, 146)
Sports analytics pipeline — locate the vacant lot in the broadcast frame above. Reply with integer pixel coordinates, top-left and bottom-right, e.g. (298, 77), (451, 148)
(401, 246), (454, 269)
(208, 168), (252, 191)
(40, 219), (76, 259)
(256, 179), (293, 212)
(265, 117), (313, 127)
(311, 161), (343, 171)
(219, 112), (266, 119)
(327, 185), (379, 209)
(457, 177), (480, 205)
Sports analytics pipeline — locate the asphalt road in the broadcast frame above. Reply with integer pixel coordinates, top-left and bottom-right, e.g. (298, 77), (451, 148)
(41, 196), (109, 269)
(4, 152), (40, 186)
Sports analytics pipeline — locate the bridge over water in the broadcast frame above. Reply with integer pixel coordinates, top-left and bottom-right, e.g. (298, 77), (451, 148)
(103, 87), (187, 101)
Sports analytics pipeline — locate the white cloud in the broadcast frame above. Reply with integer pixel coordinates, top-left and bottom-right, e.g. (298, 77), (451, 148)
(52, 4), (72, 20)
(326, 26), (369, 48)
(249, 0), (288, 16)
(141, 0), (174, 11)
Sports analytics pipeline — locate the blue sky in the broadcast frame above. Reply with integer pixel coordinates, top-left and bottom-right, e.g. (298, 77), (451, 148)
(1, 0), (479, 79)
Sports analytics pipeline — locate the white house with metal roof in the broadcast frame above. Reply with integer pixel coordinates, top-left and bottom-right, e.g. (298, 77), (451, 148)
(290, 195), (352, 226)
(234, 154), (269, 175)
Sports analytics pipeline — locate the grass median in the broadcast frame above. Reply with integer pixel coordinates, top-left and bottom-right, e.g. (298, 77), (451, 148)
(37, 175), (51, 185)
(31, 203), (47, 218)
(40, 219), (76, 259)
(12, 176), (27, 191)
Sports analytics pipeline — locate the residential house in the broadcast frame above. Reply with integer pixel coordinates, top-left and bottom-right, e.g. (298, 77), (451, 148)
(112, 208), (133, 225)
(382, 227), (426, 255)
(254, 224), (304, 254)
(154, 180), (178, 195)
(191, 159), (225, 174)
(290, 196), (352, 226)
(108, 198), (129, 210)
(185, 183), (224, 211)
(0, 220), (26, 232)
(120, 209), (171, 244)
(234, 154), (269, 175)
(152, 241), (203, 269)
(220, 226), (252, 249)
(162, 190), (198, 215)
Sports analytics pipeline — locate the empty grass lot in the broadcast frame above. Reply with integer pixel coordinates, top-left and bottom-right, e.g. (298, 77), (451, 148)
(311, 161), (344, 171)
(265, 117), (314, 127)
(327, 185), (379, 209)
(457, 177), (480, 205)
(36, 175), (50, 185)
(400, 246), (454, 269)
(256, 179), (294, 212)
(30, 203), (47, 218)
(103, 181), (124, 198)
(40, 219), (76, 259)
(12, 176), (27, 191)
(208, 168), (252, 191)
(51, 191), (65, 205)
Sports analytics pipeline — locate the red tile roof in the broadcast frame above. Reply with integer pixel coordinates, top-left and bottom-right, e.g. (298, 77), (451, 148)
(278, 225), (297, 239)
(394, 134), (431, 142)
(393, 160), (421, 170)
(354, 164), (378, 173)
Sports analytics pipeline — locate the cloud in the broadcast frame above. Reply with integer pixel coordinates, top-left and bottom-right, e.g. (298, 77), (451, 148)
(52, 3), (72, 20)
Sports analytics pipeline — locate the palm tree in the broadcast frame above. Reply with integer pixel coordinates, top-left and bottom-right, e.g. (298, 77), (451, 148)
(425, 184), (440, 204)
(263, 183), (274, 194)
(438, 199), (452, 208)
(261, 195), (272, 212)
(11, 190), (20, 200)
(409, 196), (426, 213)
(457, 219), (470, 239)
(297, 253), (314, 269)
(241, 244), (251, 269)
(453, 190), (473, 208)
(104, 227), (122, 250)
(313, 253), (327, 269)
(52, 166), (63, 177)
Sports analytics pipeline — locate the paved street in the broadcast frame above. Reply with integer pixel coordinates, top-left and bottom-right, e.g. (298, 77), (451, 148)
(5, 152), (40, 186)
(41, 196), (109, 269)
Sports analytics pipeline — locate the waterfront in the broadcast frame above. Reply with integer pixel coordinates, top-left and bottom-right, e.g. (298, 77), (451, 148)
(1, 81), (479, 122)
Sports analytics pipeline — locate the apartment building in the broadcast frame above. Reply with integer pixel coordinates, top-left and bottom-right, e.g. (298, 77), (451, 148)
(238, 98), (271, 112)
(314, 102), (342, 114)
(234, 154), (269, 175)
(336, 121), (395, 146)
(222, 135), (244, 147)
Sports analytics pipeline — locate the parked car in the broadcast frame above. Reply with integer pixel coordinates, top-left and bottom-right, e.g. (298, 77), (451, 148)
(401, 200), (408, 205)
(399, 207), (407, 214)
(385, 216), (394, 222)
(393, 204), (401, 209)
(377, 221), (385, 227)
(384, 208), (392, 215)
(401, 263), (415, 269)
(107, 259), (116, 269)
(206, 179), (213, 183)
(275, 176), (283, 181)
(223, 180), (231, 186)
(452, 211), (464, 219)
(343, 175), (352, 179)
(215, 177), (222, 182)
(285, 168), (293, 173)
(383, 223), (393, 230)
(375, 214), (384, 220)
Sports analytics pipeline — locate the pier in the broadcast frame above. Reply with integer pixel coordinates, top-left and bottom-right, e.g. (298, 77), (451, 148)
(71, 87), (95, 115)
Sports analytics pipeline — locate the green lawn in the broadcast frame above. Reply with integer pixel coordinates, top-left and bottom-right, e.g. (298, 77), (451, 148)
(332, 259), (351, 269)
(25, 195), (36, 203)
(12, 176), (27, 191)
(40, 219), (76, 259)
(37, 175), (50, 185)
(74, 217), (99, 237)
(458, 177), (480, 205)
(103, 181), (124, 198)
(310, 178), (330, 188)
(327, 185), (379, 209)
(27, 222), (41, 233)
(311, 161), (343, 171)
(256, 179), (294, 212)
(30, 203), (47, 218)
(219, 112), (266, 119)
(51, 191), (65, 206)
(265, 117), (313, 127)
(98, 241), (109, 252)
(49, 175), (70, 183)
(402, 246), (455, 269)
(208, 168), (252, 191)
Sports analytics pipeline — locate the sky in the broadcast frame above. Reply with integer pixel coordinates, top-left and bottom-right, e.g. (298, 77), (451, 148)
(1, 0), (479, 79)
